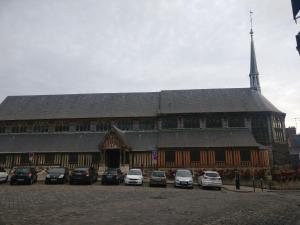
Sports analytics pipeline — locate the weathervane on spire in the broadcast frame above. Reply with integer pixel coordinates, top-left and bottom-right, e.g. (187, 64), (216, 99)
(250, 10), (254, 36)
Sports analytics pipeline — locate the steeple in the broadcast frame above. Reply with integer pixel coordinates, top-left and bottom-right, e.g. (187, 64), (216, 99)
(249, 11), (261, 93)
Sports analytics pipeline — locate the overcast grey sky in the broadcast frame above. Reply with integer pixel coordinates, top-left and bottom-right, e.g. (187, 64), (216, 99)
(0, 0), (299, 128)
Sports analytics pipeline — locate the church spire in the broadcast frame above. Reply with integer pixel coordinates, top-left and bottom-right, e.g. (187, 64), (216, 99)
(249, 11), (261, 93)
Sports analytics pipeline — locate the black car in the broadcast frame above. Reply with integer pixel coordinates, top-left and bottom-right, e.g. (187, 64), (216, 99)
(10, 167), (38, 185)
(45, 167), (69, 184)
(69, 167), (97, 185)
(101, 168), (124, 185)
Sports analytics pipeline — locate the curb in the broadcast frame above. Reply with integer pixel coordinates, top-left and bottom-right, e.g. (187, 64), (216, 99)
(222, 186), (254, 193)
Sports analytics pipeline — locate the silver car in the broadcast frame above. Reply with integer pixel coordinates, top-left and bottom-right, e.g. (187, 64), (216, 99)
(174, 169), (193, 188)
(198, 171), (222, 190)
(0, 168), (8, 184)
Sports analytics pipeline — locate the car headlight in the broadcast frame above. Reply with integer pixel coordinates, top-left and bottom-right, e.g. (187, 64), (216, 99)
(46, 174), (50, 178)
(175, 179), (180, 183)
(188, 180), (193, 184)
(59, 174), (64, 179)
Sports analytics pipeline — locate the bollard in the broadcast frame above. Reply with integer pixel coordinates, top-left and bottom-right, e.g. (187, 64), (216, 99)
(235, 171), (240, 190)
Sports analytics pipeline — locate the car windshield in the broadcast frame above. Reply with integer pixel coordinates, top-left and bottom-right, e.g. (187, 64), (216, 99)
(152, 171), (165, 177)
(48, 168), (65, 174)
(16, 168), (30, 173)
(128, 170), (142, 175)
(105, 169), (117, 175)
(74, 168), (88, 172)
(205, 172), (219, 177)
(176, 170), (192, 177)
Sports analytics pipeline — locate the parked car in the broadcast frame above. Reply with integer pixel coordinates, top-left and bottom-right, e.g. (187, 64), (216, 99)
(0, 168), (8, 184)
(10, 167), (38, 185)
(45, 167), (69, 184)
(101, 168), (124, 185)
(174, 169), (193, 188)
(124, 168), (143, 185)
(69, 167), (97, 185)
(198, 170), (222, 190)
(149, 170), (167, 187)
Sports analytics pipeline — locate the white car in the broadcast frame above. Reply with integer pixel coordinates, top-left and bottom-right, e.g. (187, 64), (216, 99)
(125, 169), (143, 185)
(0, 168), (8, 184)
(198, 171), (222, 190)
(174, 169), (193, 188)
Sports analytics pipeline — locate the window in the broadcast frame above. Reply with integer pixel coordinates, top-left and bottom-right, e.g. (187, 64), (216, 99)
(215, 150), (225, 161)
(228, 117), (245, 127)
(206, 118), (222, 128)
(125, 152), (129, 164)
(251, 117), (269, 145)
(117, 121), (133, 130)
(45, 154), (55, 164)
(11, 127), (19, 133)
(92, 153), (100, 164)
(161, 118), (177, 129)
(165, 151), (175, 162)
(0, 127), (6, 133)
(69, 153), (78, 164)
(240, 150), (251, 161)
(55, 124), (69, 132)
(33, 125), (48, 133)
(20, 126), (27, 133)
(0, 155), (6, 163)
(183, 118), (200, 128)
(139, 119), (155, 130)
(20, 154), (30, 164)
(96, 122), (111, 132)
(11, 126), (27, 133)
(76, 123), (90, 131)
(190, 150), (200, 162)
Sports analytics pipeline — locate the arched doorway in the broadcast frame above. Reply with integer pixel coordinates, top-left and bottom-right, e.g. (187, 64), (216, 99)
(105, 149), (120, 168)
(100, 128), (129, 168)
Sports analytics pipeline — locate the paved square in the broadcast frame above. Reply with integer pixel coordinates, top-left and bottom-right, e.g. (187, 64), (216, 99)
(0, 183), (300, 225)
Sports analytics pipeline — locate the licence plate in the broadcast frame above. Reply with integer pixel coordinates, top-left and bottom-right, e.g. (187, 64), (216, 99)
(51, 179), (57, 181)
(180, 181), (187, 185)
(17, 179), (24, 181)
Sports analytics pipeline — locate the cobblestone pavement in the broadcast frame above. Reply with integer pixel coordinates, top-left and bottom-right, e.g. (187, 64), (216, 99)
(0, 183), (300, 225)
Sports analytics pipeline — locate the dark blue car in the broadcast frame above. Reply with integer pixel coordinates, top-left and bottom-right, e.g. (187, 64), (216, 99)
(10, 167), (38, 185)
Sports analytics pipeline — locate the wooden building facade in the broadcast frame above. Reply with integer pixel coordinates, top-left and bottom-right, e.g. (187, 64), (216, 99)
(0, 88), (288, 171)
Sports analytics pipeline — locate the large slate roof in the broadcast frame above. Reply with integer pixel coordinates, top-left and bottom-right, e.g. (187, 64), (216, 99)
(0, 128), (259, 153)
(0, 88), (283, 121)
(159, 88), (282, 114)
(0, 92), (160, 120)
(0, 133), (105, 153)
(157, 128), (259, 148)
